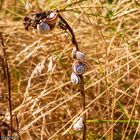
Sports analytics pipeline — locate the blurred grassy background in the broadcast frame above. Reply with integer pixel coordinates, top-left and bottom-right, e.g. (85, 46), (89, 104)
(0, 0), (140, 139)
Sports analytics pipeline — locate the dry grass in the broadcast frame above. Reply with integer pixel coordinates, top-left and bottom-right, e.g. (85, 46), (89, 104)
(0, 0), (140, 139)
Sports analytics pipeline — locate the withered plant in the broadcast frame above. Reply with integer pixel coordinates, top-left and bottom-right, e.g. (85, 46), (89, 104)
(23, 8), (87, 140)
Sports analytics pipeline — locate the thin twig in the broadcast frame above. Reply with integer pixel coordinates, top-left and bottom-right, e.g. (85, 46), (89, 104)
(12, 114), (21, 140)
(0, 55), (7, 81)
(0, 0), (3, 10)
(79, 75), (86, 140)
(0, 33), (13, 140)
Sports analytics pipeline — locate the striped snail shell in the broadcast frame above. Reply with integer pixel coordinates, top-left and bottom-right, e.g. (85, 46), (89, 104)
(73, 61), (86, 75)
(45, 11), (58, 25)
(71, 72), (81, 84)
(37, 22), (50, 34)
(73, 117), (84, 131)
(76, 51), (85, 62)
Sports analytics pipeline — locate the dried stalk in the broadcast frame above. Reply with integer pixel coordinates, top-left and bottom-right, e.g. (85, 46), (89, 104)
(0, 0), (3, 10)
(58, 13), (86, 140)
(23, 9), (86, 139)
(12, 114), (21, 140)
(58, 13), (79, 51)
(0, 33), (13, 140)
(0, 55), (6, 81)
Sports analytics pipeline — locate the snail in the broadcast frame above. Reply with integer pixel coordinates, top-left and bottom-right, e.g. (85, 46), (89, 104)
(44, 11), (58, 29)
(71, 48), (85, 62)
(71, 72), (81, 84)
(24, 10), (58, 31)
(73, 117), (84, 131)
(76, 51), (85, 62)
(73, 61), (87, 75)
(37, 22), (51, 34)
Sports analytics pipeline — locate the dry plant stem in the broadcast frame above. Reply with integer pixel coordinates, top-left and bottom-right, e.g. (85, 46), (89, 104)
(12, 114), (21, 140)
(79, 75), (86, 140)
(58, 13), (79, 51)
(96, 17), (111, 139)
(0, 55), (6, 81)
(0, 33), (13, 140)
(58, 13), (86, 140)
(0, 0), (3, 10)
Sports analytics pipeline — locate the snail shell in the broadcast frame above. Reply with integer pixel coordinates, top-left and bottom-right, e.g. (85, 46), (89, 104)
(73, 117), (84, 131)
(71, 72), (81, 84)
(45, 11), (58, 25)
(76, 51), (85, 62)
(73, 61), (86, 75)
(37, 22), (50, 34)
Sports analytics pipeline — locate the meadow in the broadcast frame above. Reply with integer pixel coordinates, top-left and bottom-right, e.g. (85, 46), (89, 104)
(0, 0), (140, 139)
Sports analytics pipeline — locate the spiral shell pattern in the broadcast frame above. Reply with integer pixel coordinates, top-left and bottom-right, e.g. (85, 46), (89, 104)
(73, 62), (86, 75)
(37, 22), (50, 34)
(71, 72), (81, 84)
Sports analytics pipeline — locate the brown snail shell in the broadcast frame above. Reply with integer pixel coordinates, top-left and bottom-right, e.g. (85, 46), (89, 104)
(44, 11), (58, 25)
